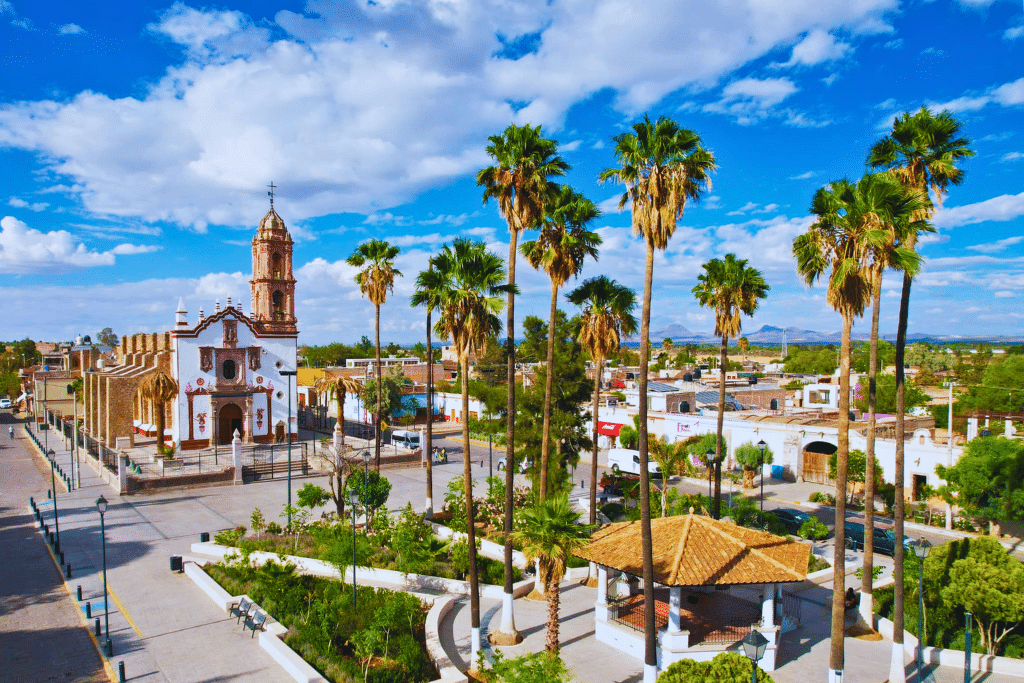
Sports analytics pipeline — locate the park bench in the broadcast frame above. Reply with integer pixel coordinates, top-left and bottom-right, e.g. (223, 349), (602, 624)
(242, 611), (267, 637)
(230, 597), (252, 624)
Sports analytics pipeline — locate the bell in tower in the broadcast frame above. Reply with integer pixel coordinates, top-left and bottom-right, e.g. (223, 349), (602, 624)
(250, 184), (298, 334)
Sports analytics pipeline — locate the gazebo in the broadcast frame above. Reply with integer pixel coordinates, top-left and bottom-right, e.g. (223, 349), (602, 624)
(575, 512), (810, 671)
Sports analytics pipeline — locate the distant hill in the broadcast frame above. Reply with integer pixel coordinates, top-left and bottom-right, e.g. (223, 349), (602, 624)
(622, 323), (1024, 347)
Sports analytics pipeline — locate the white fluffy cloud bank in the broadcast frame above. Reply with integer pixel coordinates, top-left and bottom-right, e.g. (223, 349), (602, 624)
(0, 216), (158, 273)
(0, 0), (896, 231)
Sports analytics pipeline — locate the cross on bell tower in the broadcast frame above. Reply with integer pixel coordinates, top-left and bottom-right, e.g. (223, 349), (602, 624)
(250, 186), (297, 334)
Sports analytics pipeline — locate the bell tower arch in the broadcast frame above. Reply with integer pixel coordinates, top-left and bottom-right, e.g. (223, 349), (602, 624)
(250, 199), (297, 334)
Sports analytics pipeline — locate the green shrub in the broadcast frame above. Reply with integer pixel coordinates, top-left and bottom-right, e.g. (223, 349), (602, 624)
(601, 502), (626, 520)
(214, 526), (245, 546)
(798, 516), (829, 540)
(658, 652), (774, 683)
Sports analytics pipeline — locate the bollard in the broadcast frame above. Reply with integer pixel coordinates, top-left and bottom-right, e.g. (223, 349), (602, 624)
(94, 617), (100, 635)
(199, 532), (210, 543)
(86, 602), (92, 618)
(77, 585), (83, 601)
(59, 551), (65, 565)
(47, 489), (52, 499)
(105, 639), (112, 657)
(30, 496), (35, 509)
(66, 562), (72, 579)
(118, 661), (126, 683)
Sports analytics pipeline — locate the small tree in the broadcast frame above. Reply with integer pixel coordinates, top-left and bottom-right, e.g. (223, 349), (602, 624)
(250, 507), (266, 540)
(734, 441), (774, 489)
(658, 651), (774, 683)
(942, 552), (1024, 655)
(297, 483), (331, 512)
(478, 649), (574, 683)
(828, 448), (883, 505)
(347, 468), (393, 528)
(650, 436), (687, 517)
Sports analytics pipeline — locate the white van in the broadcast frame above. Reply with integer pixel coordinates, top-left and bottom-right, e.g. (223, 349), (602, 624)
(391, 429), (420, 450)
(607, 448), (662, 477)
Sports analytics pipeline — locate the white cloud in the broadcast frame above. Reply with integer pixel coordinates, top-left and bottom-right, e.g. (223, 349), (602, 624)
(753, 203), (780, 214)
(561, 140), (582, 152)
(926, 77), (1024, 115)
(591, 140), (605, 150)
(58, 23), (85, 35)
(965, 235), (1024, 254)
(883, 38), (903, 49)
(0, 0), (899, 230)
(993, 78), (1024, 106)
(598, 194), (626, 215)
(775, 29), (852, 68)
(1001, 152), (1024, 162)
(9, 197), (49, 212)
(1006, 25), (1024, 41)
(0, 216), (153, 273)
(363, 212), (414, 227)
(11, 17), (32, 30)
(109, 243), (162, 255)
(704, 77), (800, 124)
(789, 171), (816, 180)
(0, 1), (13, 14)
(418, 213), (474, 227)
(995, 290), (1015, 298)
(932, 192), (1024, 229)
(727, 201), (759, 216)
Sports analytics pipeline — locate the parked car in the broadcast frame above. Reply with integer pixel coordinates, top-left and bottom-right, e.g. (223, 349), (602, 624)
(607, 448), (662, 478)
(0, 398), (11, 409)
(773, 508), (813, 535)
(844, 519), (914, 556)
(496, 456), (531, 473)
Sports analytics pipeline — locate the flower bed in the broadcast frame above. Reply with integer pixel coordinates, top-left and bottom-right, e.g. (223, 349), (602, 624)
(206, 557), (438, 683)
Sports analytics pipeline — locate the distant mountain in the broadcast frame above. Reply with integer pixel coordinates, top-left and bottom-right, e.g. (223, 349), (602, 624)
(650, 324), (702, 341)
(622, 323), (1024, 347)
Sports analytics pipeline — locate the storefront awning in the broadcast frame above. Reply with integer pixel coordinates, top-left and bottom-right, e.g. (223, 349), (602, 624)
(597, 422), (623, 437)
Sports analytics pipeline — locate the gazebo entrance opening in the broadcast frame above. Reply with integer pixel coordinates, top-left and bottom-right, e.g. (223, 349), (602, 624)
(613, 587), (761, 647)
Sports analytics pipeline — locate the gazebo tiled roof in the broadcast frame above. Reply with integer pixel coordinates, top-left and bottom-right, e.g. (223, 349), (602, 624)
(576, 513), (810, 586)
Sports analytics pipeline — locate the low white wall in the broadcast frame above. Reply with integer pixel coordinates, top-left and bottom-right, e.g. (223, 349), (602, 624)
(183, 561), (328, 683)
(874, 614), (1024, 677)
(425, 595), (469, 683)
(430, 523), (527, 569)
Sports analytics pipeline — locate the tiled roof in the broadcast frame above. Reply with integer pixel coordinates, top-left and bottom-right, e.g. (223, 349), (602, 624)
(575, 513), (809, 586)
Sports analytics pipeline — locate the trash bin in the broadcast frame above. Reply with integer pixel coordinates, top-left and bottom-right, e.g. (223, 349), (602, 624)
(170, 556), (183, 572)
(200, 532), (210, 543)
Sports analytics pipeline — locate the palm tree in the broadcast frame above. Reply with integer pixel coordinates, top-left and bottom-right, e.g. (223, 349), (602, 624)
(521, 185), (602, 499)
(412, 260), (438, 517)
(413, 238), (508, 663)
(793, 173), (921, 681)
(346, 239), (402, 472)
(692, 254), (769, 520)
(567, 276), (638, 527)
(510, 494), (591, 653)
(477, 123), (568, 644)
(600, 115), (715, 682)
(314, 373), (362, 514)
(868, 108), (974, 679)
(140, 372), (178, 455)
(857, 174), (931, 625)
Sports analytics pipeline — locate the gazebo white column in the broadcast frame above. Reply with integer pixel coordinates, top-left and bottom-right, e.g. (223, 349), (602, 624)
(668, 587), (682, 632)
(661, 586), (690, 652)
(762, 583), (776, 627)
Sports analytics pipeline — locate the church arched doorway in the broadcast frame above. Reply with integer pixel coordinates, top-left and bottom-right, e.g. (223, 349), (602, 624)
(219, 403), (243, 445)
(802, 440), (837, 485)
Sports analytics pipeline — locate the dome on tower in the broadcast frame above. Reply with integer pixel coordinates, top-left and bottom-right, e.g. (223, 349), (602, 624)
(257, 208), (291, 240)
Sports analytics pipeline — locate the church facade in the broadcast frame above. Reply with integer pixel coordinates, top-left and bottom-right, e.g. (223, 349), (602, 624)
(82, 206), (299, 451)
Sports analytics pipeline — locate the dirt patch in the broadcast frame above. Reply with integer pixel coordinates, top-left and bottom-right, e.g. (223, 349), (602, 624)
(846, 623), (883, 640)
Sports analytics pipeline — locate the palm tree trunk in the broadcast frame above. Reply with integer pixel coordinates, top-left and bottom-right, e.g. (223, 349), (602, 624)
(890, 269), (913, 683)
(462, 354), (481, 661)
(426, 298), (434, 518)
(590, 355), (602, 527)
(831, 312), (853, 678)
(155, 399), (166, 455)
(374, 302), (382, 472)
(498, 226), (521, 643)
(546, 567), (561, 653)
(861, 276), (881, 623)
(539, 279), (558, 500)
(714, 333), (727, 519)
(638, 240), (657, 681)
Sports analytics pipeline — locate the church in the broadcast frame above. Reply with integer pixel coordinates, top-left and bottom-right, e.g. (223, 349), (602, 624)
(82, 204), (299, 451)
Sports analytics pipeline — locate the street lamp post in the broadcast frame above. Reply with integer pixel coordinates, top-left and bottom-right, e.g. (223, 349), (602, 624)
(488, 434), (493, 480)
(350, 488), (359, 605)
(742, 629), (768, 683)
(964, 611), (973, 683)
(913, 537), (932, 683)
(361, 449), (371, 528)
(96, 495), (112, 657)
(279, 367), (297, 528)
(757, 439), (767, 513)
(48, 449), (60, 554)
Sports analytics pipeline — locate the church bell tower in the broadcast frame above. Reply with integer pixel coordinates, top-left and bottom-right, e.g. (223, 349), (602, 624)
(250, 186), (297, 334)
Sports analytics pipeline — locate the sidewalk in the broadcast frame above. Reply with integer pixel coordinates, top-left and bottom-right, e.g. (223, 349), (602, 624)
(13, 419), (294, 683)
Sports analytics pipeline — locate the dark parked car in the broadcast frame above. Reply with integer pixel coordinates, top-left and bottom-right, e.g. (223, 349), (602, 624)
(844, 519), (913, 556)
(772, 508), (813, 535)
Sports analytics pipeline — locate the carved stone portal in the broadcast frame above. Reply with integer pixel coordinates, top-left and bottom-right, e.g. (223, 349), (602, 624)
(199, 347), (213, 372)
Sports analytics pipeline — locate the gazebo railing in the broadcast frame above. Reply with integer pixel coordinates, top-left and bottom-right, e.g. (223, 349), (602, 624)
(611, 588), (762, 646)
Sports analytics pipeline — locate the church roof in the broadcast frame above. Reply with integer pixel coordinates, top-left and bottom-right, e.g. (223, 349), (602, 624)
(257, 208), (291, 241)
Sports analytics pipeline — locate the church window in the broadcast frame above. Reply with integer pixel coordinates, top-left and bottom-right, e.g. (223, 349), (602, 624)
(223, 359), (237, 380)
(272, 291), (284, 320)
(272, 253), (283, 279)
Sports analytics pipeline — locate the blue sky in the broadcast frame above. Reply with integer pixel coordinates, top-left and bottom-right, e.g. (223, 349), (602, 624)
(1, 0), (1022, 346)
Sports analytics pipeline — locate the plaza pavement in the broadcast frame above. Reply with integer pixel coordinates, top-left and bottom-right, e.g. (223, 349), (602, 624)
(4, 414), (1021, 683)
